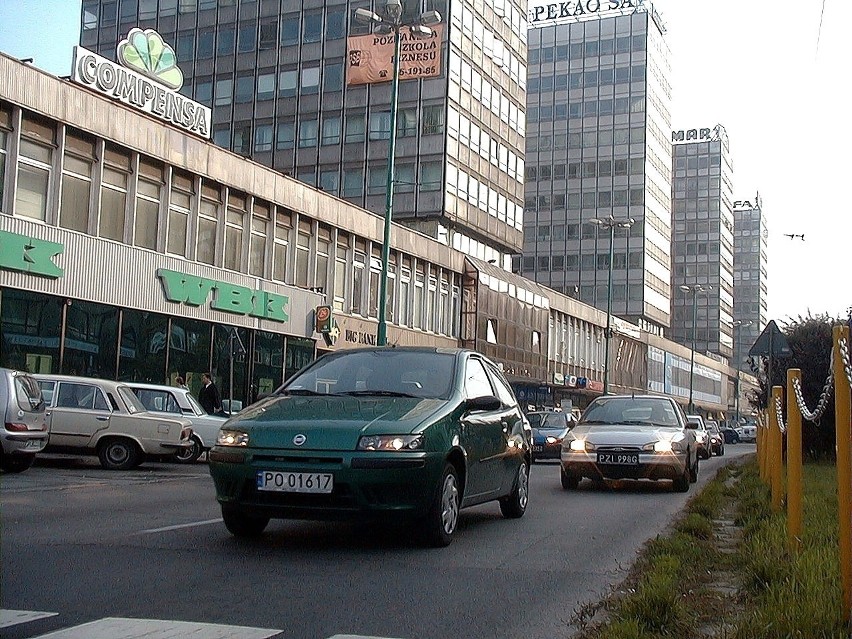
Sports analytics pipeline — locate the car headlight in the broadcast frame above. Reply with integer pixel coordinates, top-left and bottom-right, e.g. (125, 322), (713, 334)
(568, 438), (593, 452)
(653, 440), (673, 452)
(546, 436), (559, 444)
(357, 434), (424, 451)
(217, 429), (249, 446)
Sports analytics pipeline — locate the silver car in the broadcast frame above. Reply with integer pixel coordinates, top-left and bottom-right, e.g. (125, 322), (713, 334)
(127, 383), (227, 463)
(560, 395), (699, 492)
(0, 368), (49, 473)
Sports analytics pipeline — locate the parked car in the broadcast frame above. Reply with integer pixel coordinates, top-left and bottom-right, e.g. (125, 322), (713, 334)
(0, 368), (49, 473)
(686, 415), (711, 459)
(209, 347), (532, 547)
(34, 375), (194, 470)
(736, 422), (757, 443)
(705, 420), (725, 456)
(527, 411), (573, 461)
(560, 395), (699, 492)
(127, 382), (227, 463)
(720, 424), (740, 444)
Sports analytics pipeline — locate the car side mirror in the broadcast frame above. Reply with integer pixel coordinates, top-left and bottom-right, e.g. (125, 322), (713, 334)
(466, 395), (501, 412)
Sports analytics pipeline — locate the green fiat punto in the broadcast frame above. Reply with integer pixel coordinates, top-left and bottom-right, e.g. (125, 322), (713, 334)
(209, 347), (531, 546)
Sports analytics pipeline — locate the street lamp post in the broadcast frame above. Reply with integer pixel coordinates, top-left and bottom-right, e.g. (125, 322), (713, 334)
(732, 319), (752, 427)
(680, 284), (711, 413)
(354, 2), (441, 346)
(591, 216), (634, 395)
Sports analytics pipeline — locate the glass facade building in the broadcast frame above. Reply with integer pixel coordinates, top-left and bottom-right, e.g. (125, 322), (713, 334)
(79, 0), (529, 266)
(519, 3), (672, 334)
(670, 125), (735, 359)
(732, 195), (768, 370)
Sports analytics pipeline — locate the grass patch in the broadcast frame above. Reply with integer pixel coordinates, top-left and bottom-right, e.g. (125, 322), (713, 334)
(573, 459), (848, 639)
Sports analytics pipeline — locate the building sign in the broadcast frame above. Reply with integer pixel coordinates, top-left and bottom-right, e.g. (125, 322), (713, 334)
(529, 0), (642, 24)
(314, 305), (340, 347)
(157, 269), (289, 322)
(344, 329), (378, 346)
(346, 25), (444, 86)
(71, 29), (211, 138)
(671, 124), (725, 145)
(0, 230), (64, 279)
(587, 380), (604, 392)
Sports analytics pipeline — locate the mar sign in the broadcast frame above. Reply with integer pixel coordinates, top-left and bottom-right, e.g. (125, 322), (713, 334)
(71, 28), (211, 138)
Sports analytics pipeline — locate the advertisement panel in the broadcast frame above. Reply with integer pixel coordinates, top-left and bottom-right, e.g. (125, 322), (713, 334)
(346, 25), (444, 86)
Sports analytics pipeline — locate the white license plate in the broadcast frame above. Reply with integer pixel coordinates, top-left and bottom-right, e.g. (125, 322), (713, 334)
(25, 439), (42, 449)
(597, 452), (639, 465)
(256, 471), (333, 494)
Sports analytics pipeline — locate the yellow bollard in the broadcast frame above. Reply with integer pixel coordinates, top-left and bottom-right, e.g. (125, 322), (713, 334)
(833, 326), (852, 624)
(787, 369), (803, 554)
(758, 410), (767, 483)
(770, 386), (784, 512)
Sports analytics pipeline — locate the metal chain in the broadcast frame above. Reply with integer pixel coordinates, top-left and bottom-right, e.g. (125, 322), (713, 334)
(840, 336), (852, 389)
(774, 395), (787, 433)
(791, 371), (833, 424)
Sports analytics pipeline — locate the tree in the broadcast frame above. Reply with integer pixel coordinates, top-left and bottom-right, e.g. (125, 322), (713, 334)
(748, 312), (841, 460)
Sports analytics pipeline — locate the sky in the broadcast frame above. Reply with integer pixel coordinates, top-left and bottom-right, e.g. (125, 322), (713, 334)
(0, 0), (849, 323)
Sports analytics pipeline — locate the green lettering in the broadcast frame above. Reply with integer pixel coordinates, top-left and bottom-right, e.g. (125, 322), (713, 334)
(211, 282), (254, 314)
(156, 268), (215, 306)
(0, 230), (64, 278)
(264, 292), (290, 322)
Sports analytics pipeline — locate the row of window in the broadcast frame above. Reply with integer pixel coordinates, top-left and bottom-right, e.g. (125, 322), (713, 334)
(0, 105), (460, 338)
(527, 95), (645, 127)
(527, 64), (646, 93)
(529, 33), (648, 64)
(527, 155), (645, 181)
(524, 188), (646, 212)
(449, 54), (526, 135)
(447, 107), (524, 184)
(548, 313), (606, 370)
(446, 165), (523, 231)
(522, 251), (646, 272)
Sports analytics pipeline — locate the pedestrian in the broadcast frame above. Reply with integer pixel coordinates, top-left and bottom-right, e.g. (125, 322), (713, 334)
(175, 376), (189, 390)
(198, 372), (222, 415)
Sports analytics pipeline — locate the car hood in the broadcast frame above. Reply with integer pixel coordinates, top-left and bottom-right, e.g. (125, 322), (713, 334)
(570, 423), (684, 446)
(223, 395), (451, 450)
(533, 427), (568, 438)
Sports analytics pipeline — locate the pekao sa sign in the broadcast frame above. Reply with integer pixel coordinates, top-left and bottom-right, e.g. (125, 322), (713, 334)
(529, 0), (642, 24)
(71, 29), (211, 138)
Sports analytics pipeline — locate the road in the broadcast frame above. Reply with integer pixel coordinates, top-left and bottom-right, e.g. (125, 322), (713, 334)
(1, 445), (754, 639)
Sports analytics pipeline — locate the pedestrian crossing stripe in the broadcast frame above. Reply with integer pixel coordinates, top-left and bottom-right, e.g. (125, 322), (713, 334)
(0, 610), (58, 629)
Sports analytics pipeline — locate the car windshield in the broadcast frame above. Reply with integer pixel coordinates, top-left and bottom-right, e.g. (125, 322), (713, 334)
(14, 374), (43, 412)
(527, 413), (568, 430)
(185, 393), (206, 416)
(117, 386), (145, 414)
(283, 350), (456, 399)
(580, 397), (680, 427)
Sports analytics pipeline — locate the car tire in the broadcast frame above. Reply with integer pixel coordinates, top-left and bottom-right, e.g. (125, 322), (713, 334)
(719, 444), (725, 456)
(423, 463), (461, 547)
(97, 438), (141, 470)
(689, 451), (699, 483)
(0, 453), (35, 473)
(222, 506), (269, 537)
(499, 460), (529, 518)
(560, 467), (580, 490)
(174, 436), (203, 464)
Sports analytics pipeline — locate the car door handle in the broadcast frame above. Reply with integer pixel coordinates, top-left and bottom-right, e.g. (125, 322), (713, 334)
(96, 416), (109, 421)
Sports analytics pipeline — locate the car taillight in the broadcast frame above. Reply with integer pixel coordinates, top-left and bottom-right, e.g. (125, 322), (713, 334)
(5, 422), (28, 432)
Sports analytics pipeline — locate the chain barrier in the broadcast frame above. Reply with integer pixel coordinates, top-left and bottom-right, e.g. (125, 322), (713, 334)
(840, 336), (852, 389)
(774, 394), (787, 433)
(791, 373), (834, 424)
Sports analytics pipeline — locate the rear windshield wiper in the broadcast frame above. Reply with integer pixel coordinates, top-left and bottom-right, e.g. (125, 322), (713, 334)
(339, 390), (418, 398)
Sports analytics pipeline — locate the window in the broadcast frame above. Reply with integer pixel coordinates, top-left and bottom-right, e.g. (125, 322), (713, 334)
(369, 111), (391, 140)
(135, 159), (162, 250)
(224, 192), (246, 271)
(217, 26), (235, 56)
(214, 78), (233, 106)
(422, 105), (444, 136)
(235, 74), (254, 103)
(294, 219), (311, 287)
(342, 167), (363, 197)
(249, 200), (269, 277)
(259, 20), (277, 49)
(321, 115), (341, 146)
(351, 242), (367, 315)
(324, 63), (343, 92)
(298, 119), (318, 148)
(257, 72), (275, 100)
(420, 162), (442, 191)
(99, 144), (130, 241)
(367, 247), (382, 319)
(233, 123), (252, 155)
(197, 29), (214, 58)
(197, 181), (220, 265)
(59, 131), (95, 232)
(303, 12), (322, 43)
(396, 163), (415, 193)
(326, 9), (345, 39)
(15, 114), (54, 221)
(368, 163), (387, 195)
(300, 67), (320, 94)
(280, 15), (299, 45)
(276, 122), (295, 150)
(315, 224), (331, 292)
(319, 169), (339, 195)
(167, 170), (193, 257)
(344, 114), (366, 143)
(332, 233), (349, 311)
(278, 70), (297, 97)
(238, 23), (257, 52)
(0, 108), (10, 210)
(464, 358), (493, 398)
(397, 108), (417, 138)
(272, 209), (291, 282)
(254, 124), (273, 152)
(195, 78), (213, 105)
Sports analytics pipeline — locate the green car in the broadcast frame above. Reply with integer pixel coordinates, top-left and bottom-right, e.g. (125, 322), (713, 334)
(209, 347), (531, 546)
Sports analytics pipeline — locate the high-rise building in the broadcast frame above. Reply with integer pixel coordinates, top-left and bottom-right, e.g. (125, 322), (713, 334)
(732, 194), (768, 370)
(79, 0), (528, 265)
(670, 124), (735, 359)
(519, 1), (672, 334)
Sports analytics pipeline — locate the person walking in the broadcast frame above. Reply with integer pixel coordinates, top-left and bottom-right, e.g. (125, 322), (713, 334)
(198, 373), (222, 415)
(175, 376), (189, 390)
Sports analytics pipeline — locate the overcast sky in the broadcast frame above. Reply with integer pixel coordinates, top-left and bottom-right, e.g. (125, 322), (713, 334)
(0, 0), (849, 322)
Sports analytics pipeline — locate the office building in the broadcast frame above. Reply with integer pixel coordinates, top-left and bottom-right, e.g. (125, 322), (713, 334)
(732, 195), (768, 369)
(79, 0), (528, 266)
(670, 124), (735, 359)
(520, 1), (673, 334)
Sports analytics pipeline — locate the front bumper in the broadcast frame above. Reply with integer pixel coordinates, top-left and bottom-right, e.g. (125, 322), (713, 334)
(209, 447), (447, 521)
(532, 441), (562, 460)
(560, 450), (688, 481)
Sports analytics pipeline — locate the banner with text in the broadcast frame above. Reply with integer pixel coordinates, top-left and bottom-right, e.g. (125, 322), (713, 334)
(346, 25), (443, 86)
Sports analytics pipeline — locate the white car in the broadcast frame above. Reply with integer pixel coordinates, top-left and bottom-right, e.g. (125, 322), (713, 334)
(736, 423), (757, 443)
(127, 383), (228, 463)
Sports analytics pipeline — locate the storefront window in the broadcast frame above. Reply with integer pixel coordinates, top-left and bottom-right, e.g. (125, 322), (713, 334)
(118, 309), (168, 382)
(252, 330), (284, 400)
(168, 316), (211, 389)
(62, 300), (119, 378)
(99, 144), (130, 241)
(15, 114), (55, 221)
(284, 337), (315, 381)
(135, 159), (163, 249)
(212, 325), (248, 408)
(0, 289), (63, 373)
(59, 131), (95, 232)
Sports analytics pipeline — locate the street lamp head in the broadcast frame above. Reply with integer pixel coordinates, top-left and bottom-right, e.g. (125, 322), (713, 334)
(354, 7), (382, 24)
(679, 285), (691, 293)
(385, 0), (403, 20)
(617, 218), (634, 229)
(409, 24), (434, 38)
(419, 10), (442, 25)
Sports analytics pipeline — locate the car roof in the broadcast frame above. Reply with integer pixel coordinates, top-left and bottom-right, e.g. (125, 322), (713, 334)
(127, 382), (189, 392)
(32, 374), (126, 389)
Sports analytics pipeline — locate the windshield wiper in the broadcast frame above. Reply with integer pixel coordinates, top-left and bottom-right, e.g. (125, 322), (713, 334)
(579, 419), (611, 425)
(340, 390), (418, 398)
(281, 389), (340, 396)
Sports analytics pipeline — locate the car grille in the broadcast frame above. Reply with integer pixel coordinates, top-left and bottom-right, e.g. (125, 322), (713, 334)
(252, 454), (344, 467)
(595, 445), (643, 452)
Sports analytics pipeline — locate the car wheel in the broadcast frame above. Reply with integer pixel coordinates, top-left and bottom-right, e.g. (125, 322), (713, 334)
(424, 463), (461, 547)
(222, 506), (269, 537)
(689, 451), (699, 483)
(673, 461), (691, 492)
(0, 453), (35, 473)
(500, 460), (529, 518)
(560, 467), (580, 490)
(97, 438), (141, 470)
(719, 444), (725, 456)
(174, 436), (203, 464)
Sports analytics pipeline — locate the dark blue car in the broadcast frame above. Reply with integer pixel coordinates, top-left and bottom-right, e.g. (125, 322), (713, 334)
(528, 411), (574, 461)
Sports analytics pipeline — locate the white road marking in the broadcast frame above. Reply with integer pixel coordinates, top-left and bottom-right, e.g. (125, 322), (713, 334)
(328, 636), (407, 639)
(0, 609), (58, 628)
(32, 617), (280, 639)
(139, 518), (222, 534)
